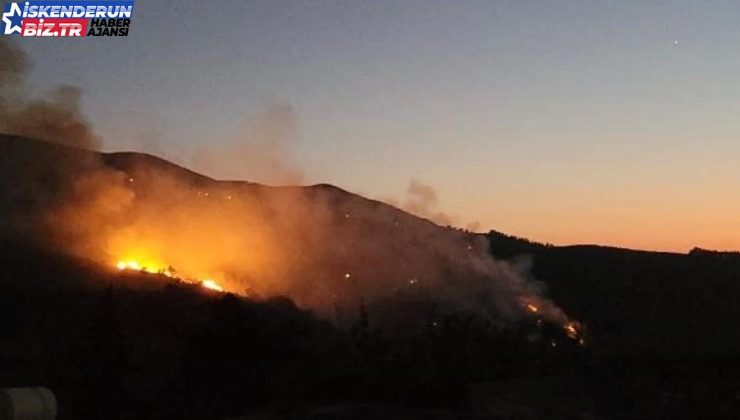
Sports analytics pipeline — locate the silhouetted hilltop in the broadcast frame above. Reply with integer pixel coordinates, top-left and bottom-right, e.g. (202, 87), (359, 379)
(487, 229), (740, 357)
(0, 133), (441, 231)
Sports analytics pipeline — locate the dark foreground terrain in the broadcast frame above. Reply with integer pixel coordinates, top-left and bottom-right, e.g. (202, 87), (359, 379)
(0, 237), (584, 419)
(5, 231), (740, 419)
(489, 231), (740, 418)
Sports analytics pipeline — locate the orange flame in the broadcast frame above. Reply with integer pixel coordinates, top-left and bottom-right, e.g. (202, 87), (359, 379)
(564, 322), (578, 339)
(115, 259), (225, 293)
(201, 279), (224, 292)
(521, 299), (585, 346)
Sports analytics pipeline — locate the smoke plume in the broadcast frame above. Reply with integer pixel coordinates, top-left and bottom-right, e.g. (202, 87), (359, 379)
(401, 178), (454, 226)
(0, 39), (100, 150)
(0, 39), (570, 330)
(0, 140), (570, 329)
(191, 103), (303, 185)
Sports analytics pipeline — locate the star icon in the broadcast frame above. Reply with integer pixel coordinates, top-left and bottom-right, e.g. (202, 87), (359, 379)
(2, 4), (24, 35)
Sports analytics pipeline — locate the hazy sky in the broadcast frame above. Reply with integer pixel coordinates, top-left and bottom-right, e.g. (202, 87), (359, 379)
(13, 0), (740, 252)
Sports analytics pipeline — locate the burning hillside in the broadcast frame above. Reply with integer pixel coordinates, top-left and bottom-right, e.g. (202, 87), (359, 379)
(0, 134), (582, 338)
(0, 39), (582, 336)
(115, 259), (224, 292)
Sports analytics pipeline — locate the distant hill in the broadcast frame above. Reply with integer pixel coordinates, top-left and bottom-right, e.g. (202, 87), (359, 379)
(488, 229), (740, 358)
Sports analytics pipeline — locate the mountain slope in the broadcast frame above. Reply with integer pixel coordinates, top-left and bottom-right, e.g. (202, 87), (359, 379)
(4, 134), (740, 417)
(0, 134), (563, 328)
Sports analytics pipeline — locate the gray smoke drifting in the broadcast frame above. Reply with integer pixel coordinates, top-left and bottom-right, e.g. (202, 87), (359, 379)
(0, 38), (26, 87)
(401, 178), (454, 226)
(388, 178), (482, 232)
(10, 147), (570, 329)
(191, 103), (303, 185)
(0, 38), (572, 330)
(0, 39), (100, 150)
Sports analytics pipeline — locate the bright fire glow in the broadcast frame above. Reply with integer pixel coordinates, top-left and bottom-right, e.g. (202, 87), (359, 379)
(565, 321), (579, 339)
(117, 260), (141, 271)
(202, 279), (224, 292)
(521, 299), (585, 346)
(116, 259), (173, 276)
(115, 259), (225, 293)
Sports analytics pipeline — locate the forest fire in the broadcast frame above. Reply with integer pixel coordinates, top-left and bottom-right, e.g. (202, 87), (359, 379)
(117, 260), (140, 271)
(565, 321), (579, 339)
(522, 300), (585, 345)
(116, 260), (174, 277)
(201, 279), (224, 292)
(115, 259), (224, 293)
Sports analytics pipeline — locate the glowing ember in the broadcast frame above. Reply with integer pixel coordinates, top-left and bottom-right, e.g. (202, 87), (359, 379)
(202, 279), (223, 292)
(563, 321), (584, 344)
(565, 322), (578, 338)
(520, 299), (585, 345)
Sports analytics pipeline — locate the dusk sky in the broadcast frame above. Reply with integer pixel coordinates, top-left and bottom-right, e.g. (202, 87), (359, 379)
(13, 0), (740, 252)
